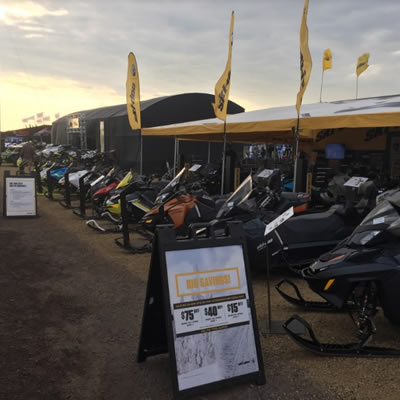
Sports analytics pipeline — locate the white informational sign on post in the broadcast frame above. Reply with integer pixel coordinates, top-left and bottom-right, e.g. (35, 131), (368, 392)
(264, 206), (294, 236)
(165, 245), (260, 392)
(5, 176), (37, 217)
(344, 176), (368, 188)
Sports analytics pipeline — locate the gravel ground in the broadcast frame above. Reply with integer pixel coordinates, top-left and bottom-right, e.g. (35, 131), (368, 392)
(1, 165), (400, 400)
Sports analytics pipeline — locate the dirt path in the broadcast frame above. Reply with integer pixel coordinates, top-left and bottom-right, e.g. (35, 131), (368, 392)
(1, 165), (399, 400)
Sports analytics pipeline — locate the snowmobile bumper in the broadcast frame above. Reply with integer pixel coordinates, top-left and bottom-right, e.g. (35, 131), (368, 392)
(283, 314), (400, 357)
(276, 279), (343, 312)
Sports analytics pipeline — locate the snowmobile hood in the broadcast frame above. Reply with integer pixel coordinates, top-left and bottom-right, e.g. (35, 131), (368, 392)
(306, 248), (355, 276)
(116, 171), (133, 189)
(348, 189), (400, 246)
(93, 182), (117, 198)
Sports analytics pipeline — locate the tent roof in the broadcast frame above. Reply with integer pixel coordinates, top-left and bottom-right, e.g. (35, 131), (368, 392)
(60, 97), (168, 120)
(55, 93), (244, 127)
(142, 94), (400, 143)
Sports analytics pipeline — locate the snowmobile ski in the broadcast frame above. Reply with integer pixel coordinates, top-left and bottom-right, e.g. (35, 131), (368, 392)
(283, 314), (400, 357)
(86, 219), (123, 233)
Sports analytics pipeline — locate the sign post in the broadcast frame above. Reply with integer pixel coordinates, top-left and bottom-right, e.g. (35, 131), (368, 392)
(138, 222), (265, 399)
(262, 208), (305, 336)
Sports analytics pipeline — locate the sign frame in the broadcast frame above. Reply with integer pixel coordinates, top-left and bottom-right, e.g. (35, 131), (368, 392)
(3, 173), (38, 217)
(138, 222), (265, 399)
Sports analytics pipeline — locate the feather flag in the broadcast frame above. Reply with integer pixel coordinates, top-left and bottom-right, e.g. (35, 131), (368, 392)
(296, 0), (312, 115)
(213, 11), (234, 121)
(322, 48), (332, 71)
(126, 52), (141, 130)
(356, 53), (370, 76)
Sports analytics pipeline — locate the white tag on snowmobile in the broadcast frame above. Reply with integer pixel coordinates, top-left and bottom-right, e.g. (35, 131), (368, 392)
(344, 176), (368, 188)
(90, 175), (105, 187)
(189, 164), (202, 172)
(264, 206), (294, 236)
(257, 169), (274, 178)
(373, 217), (385, 225)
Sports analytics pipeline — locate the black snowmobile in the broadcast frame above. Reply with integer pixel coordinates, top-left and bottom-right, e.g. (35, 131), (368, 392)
(262, 179), (378, 269)
(217, 173), (374, 271)
(277, 188), (400, 356)
(202, 173), (311, 270)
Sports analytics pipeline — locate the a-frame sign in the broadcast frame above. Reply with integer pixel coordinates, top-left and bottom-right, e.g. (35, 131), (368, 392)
(138, 222), (265, 399)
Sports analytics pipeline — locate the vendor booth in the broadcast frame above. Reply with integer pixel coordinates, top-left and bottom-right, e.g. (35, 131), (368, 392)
(142, 94), (400, 189)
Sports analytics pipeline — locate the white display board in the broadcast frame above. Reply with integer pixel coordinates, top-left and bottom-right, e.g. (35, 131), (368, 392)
(165, 245), (260, 392)
(5, 176), (37, 217)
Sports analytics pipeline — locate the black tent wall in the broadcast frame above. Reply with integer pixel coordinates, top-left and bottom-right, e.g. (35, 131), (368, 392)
(51, 93), (245, 171)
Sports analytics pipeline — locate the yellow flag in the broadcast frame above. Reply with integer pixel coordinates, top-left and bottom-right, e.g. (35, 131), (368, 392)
(322, 48), (332, 71)
(356, 53), (370, 77)
(126, 52), (141, 130)
(213, 11), (234, 121)
(296, 0), (312, 116)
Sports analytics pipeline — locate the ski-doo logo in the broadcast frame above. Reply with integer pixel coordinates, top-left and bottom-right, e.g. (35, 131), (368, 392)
(257, 243), (266, 252)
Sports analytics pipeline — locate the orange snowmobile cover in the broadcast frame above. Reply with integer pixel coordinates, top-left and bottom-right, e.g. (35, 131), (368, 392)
(145, 194), (197, 228)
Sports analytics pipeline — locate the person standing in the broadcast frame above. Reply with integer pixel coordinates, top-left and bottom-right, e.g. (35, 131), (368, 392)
(20, 141), (35, 174)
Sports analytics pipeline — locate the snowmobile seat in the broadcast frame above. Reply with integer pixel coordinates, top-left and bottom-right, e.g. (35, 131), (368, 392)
(277, 205), (351, 244)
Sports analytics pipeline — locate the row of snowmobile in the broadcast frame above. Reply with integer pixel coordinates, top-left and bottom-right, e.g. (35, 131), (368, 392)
(36, 157), (400, 357)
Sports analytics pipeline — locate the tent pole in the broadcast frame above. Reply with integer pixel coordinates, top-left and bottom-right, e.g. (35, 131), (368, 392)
(207, 141), (211, 164)
(173, 137), (177, 177)
(220, 122), (227, 195)
(140, 132), (143, 175)
(293, 116), (300, 193)
(356, 76), (359, 100)
(319, 70), (324, 103)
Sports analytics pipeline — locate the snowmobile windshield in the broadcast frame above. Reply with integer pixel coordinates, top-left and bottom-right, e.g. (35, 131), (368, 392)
(359, 189), (400, 228)
(349, 189), (400, 246)
(155, 168), (186, 204)
(216, 175), (252, 219)
(116, 171), (133, 189)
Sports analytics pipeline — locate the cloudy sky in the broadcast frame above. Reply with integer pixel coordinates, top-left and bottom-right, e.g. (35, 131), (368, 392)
(1, 0), (400, 131)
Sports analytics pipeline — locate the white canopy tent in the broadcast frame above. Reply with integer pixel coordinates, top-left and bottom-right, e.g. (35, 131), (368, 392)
(142, 94), (400, 192)
(142, 94), (400, 143)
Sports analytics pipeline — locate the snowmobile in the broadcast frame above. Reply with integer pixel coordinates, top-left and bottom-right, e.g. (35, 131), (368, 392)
(205, 172), (371, 271)
(262, 178), (378, 269)
(189, 162), (222, 195)
(252, 168), (311, 215)
(277, 188), (400, 356)
(141, 168), (218, 236)
(86, 172), (169, 233)
(89, 167), (126, 214)
(187, 173), (311, 270)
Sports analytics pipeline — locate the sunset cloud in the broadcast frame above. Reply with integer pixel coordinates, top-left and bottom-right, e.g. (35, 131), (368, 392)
(1, 0), (400, 130)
